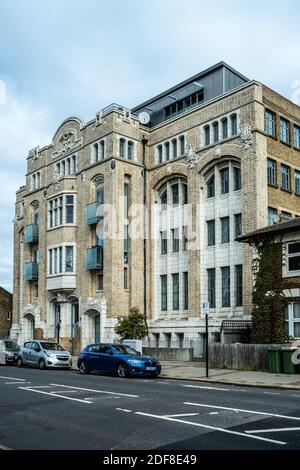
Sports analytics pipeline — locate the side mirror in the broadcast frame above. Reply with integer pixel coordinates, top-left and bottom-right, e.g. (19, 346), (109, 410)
(35, 347), (41, 352)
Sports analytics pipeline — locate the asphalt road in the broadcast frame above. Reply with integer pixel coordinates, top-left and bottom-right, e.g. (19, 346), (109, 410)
(1, 366), (300, 450)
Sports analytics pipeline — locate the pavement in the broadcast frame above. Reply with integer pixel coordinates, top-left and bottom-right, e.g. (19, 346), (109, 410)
(1, 366), (300, 450)
(72, 358), (300, 389)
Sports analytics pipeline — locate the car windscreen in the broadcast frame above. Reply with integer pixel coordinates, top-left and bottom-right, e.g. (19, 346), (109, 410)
(111, 345), (139, 355)
(41, 342), (65, 351)
(4, 341), (20, 350)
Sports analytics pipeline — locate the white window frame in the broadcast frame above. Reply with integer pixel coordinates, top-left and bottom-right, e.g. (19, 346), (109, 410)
(48, 193), (77, 229)
(47, 243), (76, 277)
(91, 138), (106, 163)
(284, 241), (300, 277)
(286, 302), (300, 338)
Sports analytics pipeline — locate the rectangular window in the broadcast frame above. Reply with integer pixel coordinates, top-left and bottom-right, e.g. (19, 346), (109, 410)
(161, 231), (168, 255)
(235, 213), (242, 237)
(49, 249), (53, 275)
(172, 228), (179, 252)
(207, 220), (215, 246)
(124, 267), (128, 290)
(221, 217), (230, 244)
(172, 273), (179, 310)
(220, 167), (229, 194)
(280, 118), (290, 144)
(171, 184), (179, 204)
(124, 225), (129, 263)
(183, 226), (188, 251)
(213, 122), (219, 143)
(165, 142), (170, 160)
(158, 145), (163, 163)
(183, 272), (188, 310)
(204, 126), (210, 146)
(268, 207), (277, 225)
(267, 158), (277, 186)
(182, 183), (188, 204)
(98, 272), (104, 290)
(222, 119), (228, 139)
(294, 125), (300, 150)
(65, 246), (73, 272)
(235, 265), (243, 307)
(287, 242), (300, 273)
(295, 170), (300, 195)
(161, 275), (168, 311)
(234, 167), (241, 191)
(207, 268), (216, 308)
(207, 175), (215, 198)
(286, 302), (300, 338)
(179, 136), (185, 155)
(65, 196), (74, 223)
(265, 110), (276, 137)
(281, 164), (291, 191)
(172, 140), (177, 158)
(124, 182), (130, 218)
(221, 266), (231, 307)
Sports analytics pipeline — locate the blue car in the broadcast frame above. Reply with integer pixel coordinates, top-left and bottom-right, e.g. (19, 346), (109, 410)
(77, 343), (161, 378)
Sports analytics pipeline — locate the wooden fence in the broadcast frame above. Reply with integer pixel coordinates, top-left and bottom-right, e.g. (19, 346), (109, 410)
(208, 343), (290, 371)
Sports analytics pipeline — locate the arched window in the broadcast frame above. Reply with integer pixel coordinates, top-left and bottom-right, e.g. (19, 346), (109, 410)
(100, 140), (105, 159)
(179, 135), (185, 155)
(164, 142), (170, 161)
(61, 160), (65, 176)
(36, 172), (41, 188)
(93, 142), (99, 162)
(204, 125), (210, 146)
(160, 189), (167, 211)
(231, 113), (237, 135)
(127, 141), (134, 160)
(212, 122), (219, 143)
(56, 163), (60, 175)
(158, 145), (163, 163)
(207, 175), (215, 198)
(119, 138), (126, 158)
(32, 174), (36, 190)
(172, 139), (177, 159)
(222, 118), (228, 139)
(66, 158), (71, 175)
(71, 155), (76, 173)
(96, 182), (104, 204)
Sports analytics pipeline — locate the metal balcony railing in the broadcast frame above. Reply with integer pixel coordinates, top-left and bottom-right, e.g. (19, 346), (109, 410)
(25, 224), (39, 244)
(25, 262), (38, 281)
(86, 246), (103, 270)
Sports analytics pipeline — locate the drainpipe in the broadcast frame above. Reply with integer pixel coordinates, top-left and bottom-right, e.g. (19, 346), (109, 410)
(142, 135), (150, 345)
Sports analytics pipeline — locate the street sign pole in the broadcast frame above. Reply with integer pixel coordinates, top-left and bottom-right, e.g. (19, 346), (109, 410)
(205, 313), (209, 378)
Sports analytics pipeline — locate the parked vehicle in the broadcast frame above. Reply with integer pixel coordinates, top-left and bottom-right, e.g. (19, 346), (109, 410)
(77, 343), (161, 378)
(17, 340), (72, 370)
(0, 339), (20, 364)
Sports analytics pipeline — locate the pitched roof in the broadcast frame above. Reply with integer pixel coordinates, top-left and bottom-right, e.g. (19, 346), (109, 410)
(237, 218), (300, 243)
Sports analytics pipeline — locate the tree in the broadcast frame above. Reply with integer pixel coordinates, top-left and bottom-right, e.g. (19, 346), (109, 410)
(251, 239), (289, 344)
(114, 307), (148, 341)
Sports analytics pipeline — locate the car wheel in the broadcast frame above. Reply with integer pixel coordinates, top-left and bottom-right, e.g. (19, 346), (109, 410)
(79, 361), (90, 374)
(117, 363), (128, 378)
(17, 357), (23, 368)
(39, 359), (46, 370)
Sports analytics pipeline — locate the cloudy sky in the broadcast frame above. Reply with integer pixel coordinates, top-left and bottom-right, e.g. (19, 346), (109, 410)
(0, 0), (300, 292)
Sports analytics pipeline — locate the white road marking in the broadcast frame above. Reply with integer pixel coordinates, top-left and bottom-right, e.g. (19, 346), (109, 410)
(5, 381), (31, 385)
(18, 387), (93, 404)
(182, 385), (231, 392)
(184, 402), (300, 421)
(0, 443), (11, 450)
(116, 408), (132, 413)
(264, 392), (280, 396)
(49, 383), (139, 398)
(22, 385), (54, 389)
(131, 411), (286, 446)
(0, 376), (26, 381)
(246, 426), (300, 434)
(163, 413), (200, 418)
(50, 390), (78, 394)
(209, 412), (219, 415)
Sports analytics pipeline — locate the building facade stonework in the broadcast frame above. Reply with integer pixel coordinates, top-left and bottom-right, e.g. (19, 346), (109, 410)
(12, 62), (300, 352)
(0, 287), (12, 338)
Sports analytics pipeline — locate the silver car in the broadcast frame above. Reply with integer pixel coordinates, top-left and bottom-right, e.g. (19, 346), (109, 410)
(17, 340), (72, 370)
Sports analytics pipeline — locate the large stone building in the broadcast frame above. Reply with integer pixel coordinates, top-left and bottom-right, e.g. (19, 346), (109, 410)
(12, 62), (300, 352)
(0, 287), (12, 338)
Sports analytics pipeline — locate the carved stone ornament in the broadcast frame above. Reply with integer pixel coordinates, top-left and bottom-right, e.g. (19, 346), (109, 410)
(81, 298), (107, 316)
(52, 129), (82, 159)
(238, 124), (253, 149)
(185, 144), (198, 169)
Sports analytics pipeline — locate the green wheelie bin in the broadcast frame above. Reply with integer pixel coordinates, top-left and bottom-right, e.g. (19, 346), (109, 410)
(267, 346), (282, 373)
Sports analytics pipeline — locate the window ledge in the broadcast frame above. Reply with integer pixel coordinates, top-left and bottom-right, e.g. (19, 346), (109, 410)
(281, 187), (292, 194)
(268, 183), (279, 189)
(280, 140), (292, 148)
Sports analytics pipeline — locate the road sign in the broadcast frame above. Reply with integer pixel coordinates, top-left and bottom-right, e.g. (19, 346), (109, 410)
(201, 301), (209, 316)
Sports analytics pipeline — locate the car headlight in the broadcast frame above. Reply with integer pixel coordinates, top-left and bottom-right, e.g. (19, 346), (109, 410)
(6, 351), (13, 356)
(127, 359), (143, 365)
(45, 351), (56, 358)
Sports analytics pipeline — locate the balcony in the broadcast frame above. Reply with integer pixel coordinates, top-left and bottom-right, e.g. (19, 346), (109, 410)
(86, 246), (103, 270)
(25, 262), (38, 281)
(86, 202), (103, 226)
(25, 224), (39, 244)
